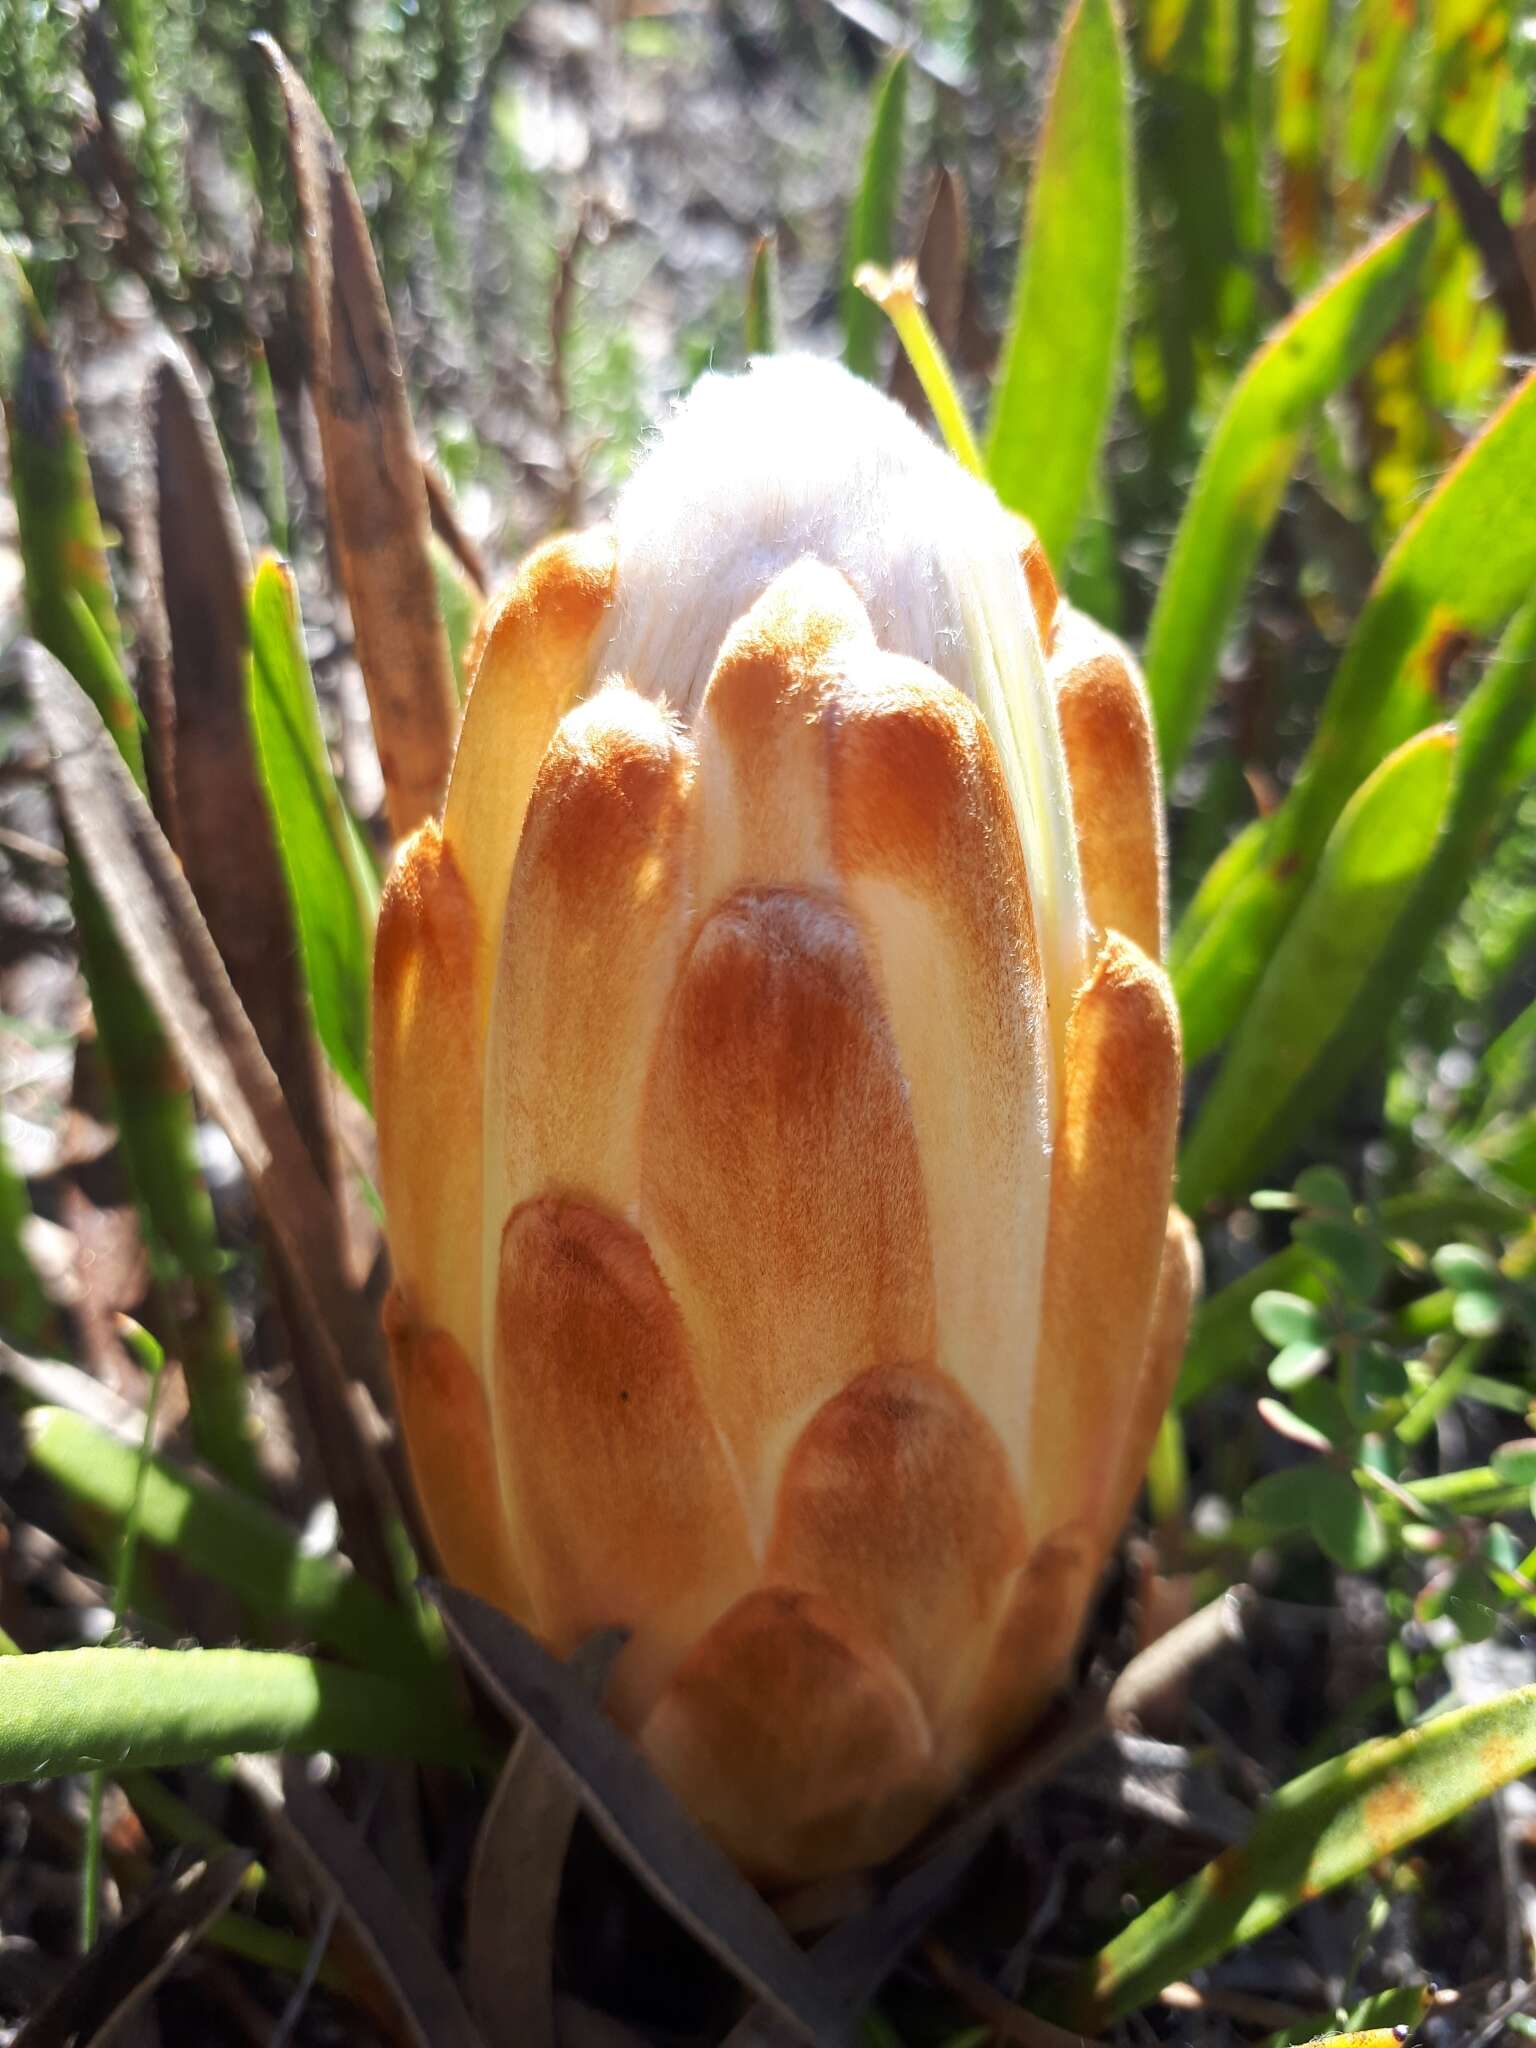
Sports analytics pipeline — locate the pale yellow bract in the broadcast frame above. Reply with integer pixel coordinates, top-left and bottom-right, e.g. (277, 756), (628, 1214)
(373, 357), (1194, 1887)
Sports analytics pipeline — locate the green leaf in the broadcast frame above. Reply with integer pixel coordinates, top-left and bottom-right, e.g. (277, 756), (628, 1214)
(1293, 1164), (1353, 1214)
(1, 251), (138, 783)
(1265, 1986), (1432, 2048)
(0, 1118), (51, 1349)
(1253, 1290), (1326, 1348)
(1452, 1288), (1505, 1339)
(248, 555), (377, 1108)
(1293, 1217), (1390, 1301)
(1058, 1679), (1536, 2027)
(745, 232), (780, 356)
(24, 1408), (439, 1683)
(1337, 0), (1422, 194)
(1173, 367), (1536, 1062)
(5, 271), (255, 1492)
(1431, 1242), (1499, 1291)
(985, 0), (1131, 561)
(0, 1647), (485, 1785)
(1146, 211), (1433, 774)
(1179, 728), (1458, 1211)
(841, 53), (909, 382)
(1490, 1439), (1536, 1485)
(430, 535), (480, 701)
(1267, 1341), (1333, 1390)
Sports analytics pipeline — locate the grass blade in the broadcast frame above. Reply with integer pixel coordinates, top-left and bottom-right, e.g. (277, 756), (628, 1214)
(1059, 1680), (1536, 2026)
(1174, 364), (1536, 1062)
(841, 51), (909, 383)
(1147, 211), (1434, 774)
(257, 36), (459, 840)
(1179, 726), (1457, 1211)
(24, 1407), (439, 1682)
(0, 1647), (482, 1783)
(248, 554), (377, 1109)
(745, 232), (780, 356)
(985, 0), (1131, 561)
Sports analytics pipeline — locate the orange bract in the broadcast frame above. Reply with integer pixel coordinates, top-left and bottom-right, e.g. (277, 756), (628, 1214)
(374, 358), (1192, 1886)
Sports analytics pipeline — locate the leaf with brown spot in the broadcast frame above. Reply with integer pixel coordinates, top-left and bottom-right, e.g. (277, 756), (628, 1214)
(1058, 1679), (1536, 2028)
(255, 37), (459, 840)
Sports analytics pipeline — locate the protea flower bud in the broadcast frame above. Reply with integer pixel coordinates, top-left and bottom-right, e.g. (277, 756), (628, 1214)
(374, 356), (1195, 1886)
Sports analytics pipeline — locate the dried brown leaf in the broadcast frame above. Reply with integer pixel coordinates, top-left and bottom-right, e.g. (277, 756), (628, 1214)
(146, 343), (338, 1189)
(15, 1850), (254, 2048)
(1427, 132), (1536, 360)
(255, 36), (459, 839)
(464, 1631), (625, 2048)
(429, 1584), (851, 2047)
(889, 166), (969, 424)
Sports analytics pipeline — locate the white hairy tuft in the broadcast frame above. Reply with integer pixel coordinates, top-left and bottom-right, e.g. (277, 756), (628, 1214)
(599, 353), (1088, 1036)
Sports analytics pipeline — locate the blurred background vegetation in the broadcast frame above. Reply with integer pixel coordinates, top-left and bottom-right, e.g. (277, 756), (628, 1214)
(2, 0), (1536, 2041)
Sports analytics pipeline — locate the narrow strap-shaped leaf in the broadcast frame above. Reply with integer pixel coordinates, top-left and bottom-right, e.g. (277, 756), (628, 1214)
(985, 0), (1131, 561)
(17, 638), (405, 1601)
(888, 166), (968, 427)
(745, 232), (780, 357)
(430, 1583), (852, 2048)
(24, 1407), (438, 1681)
(1147, 210), (1434, 774)
(3, 271), (255, 1492)
(267, 1758), (489, 2048)
(1174, 363), (1536, 1062)
(1179, 726), (1457, 1211)
(1337, 0), (1420, 196)
(1273, 0), (1329, 285)
(1196, 595), (1536, 1194)
(0, 1647), (482, 1783)
(148, 345), (339, 1191)
(256, 37), (458, 840)
(841, 51), (908, 383)
(0, 1119), (52, 1349)
(1426, 130), (1536, 358)
(464, 1632), (624, 2047)
(1058, 1680), (1536, 2027)
(1, 251), (136, 776)
(249, 554), (378, 1108)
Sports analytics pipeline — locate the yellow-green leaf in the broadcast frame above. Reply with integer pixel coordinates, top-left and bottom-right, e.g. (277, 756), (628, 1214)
(1179, 726), (1457, 1211)
(1147, 211), (1433, 774)
(247, 555), (377, 1108)
(985, 0), (1131, 562)
(1060, 1680), (1536, 2027)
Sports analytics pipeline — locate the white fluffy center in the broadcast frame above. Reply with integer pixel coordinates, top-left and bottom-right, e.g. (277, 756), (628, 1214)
(598, 353), (1088, 1039)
